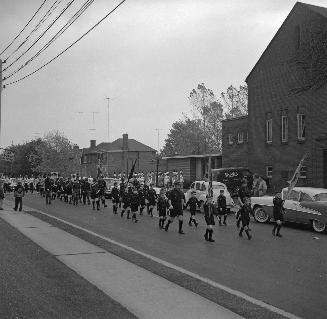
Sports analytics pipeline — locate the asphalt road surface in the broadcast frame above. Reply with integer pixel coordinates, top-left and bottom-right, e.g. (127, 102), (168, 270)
(0, 216), (137, 319)
(6, 193), (327, 319)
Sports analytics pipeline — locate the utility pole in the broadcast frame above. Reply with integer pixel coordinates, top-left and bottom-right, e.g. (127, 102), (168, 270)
(154, 128), (162, 187)
(0, 59), (3, 145)
(154, 128), (162, 153)
(105, 97), (110, 142)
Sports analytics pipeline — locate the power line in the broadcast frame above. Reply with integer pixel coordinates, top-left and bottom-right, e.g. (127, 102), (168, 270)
(3, 0), (127, 87)
(0, 0), (49, 56)
(4, 0), (95, 80)
(4, 0), (75, 72)
(4, 0), (62, 61)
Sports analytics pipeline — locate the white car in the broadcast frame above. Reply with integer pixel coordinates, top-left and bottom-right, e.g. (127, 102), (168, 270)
(184, 181), (235, 211)
(251, 187), (327, 233)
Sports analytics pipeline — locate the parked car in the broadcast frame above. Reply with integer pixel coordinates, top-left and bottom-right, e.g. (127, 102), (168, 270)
(103, 178), (117, 199)
(251, 187), (327, 233)
(211, 167), (253, 197)
(184, 181), (234, 211)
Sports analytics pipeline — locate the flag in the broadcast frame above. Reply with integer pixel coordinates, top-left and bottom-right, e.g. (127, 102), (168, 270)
(285, 153), (308, 199)
(128, 159), (137, 182)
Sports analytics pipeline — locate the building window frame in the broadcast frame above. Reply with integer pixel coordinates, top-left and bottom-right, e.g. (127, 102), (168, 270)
(228, 134), (233, 145)
(237, 132), (244, 144)
(266, 119), (272, 144)
(297, 113), (306, 141)
(281, 115), (288, 143)
(266, 166), (273, 179)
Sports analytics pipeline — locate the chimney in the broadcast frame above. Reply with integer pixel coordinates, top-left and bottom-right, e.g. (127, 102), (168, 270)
(90, 140), (96, 148)
(122, 134), (128, 150)
(73, 144), (79, 151)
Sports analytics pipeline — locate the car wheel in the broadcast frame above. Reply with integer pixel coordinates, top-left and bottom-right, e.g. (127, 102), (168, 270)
(312, 220), (326, 233)
(253, 206), (270, 223)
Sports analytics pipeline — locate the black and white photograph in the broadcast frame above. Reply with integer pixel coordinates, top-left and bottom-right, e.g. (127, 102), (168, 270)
(0, 0), (326, 318)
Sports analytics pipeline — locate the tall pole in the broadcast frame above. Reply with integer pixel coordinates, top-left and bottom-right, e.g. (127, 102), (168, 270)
(154, 128), (161, 153)
(106, 97), (110, 142)
(0, 59), (3, 146)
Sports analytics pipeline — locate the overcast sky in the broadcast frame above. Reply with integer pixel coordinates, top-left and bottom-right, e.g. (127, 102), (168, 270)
(0, 0), (326, 150)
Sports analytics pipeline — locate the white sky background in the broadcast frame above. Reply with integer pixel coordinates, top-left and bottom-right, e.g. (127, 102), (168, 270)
(0, 0), (326, 150)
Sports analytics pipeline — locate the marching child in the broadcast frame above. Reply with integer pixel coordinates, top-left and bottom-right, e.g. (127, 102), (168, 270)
(130, 187), (140, 223)
(237, 197), (253, 240)
(14, 181), (25, 211)
(184, 191), (200, 227)
(217, 189), (227, 226)
(90, 179), (100, 211)
(203, 195), (215, 242)
(147, 184), (157, 217)
(138, 185), (146, 215)
(121, 187), (132, 219)
(111, 182), (120, 214)
(272, 192), (284, 237)
(157, 188), (169, 228)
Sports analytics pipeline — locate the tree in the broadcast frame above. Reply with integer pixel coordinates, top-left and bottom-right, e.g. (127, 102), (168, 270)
(206, 101), (224, 152)
(221, 85), (248, 119)
(29, 131), (81, 176)
(161, 117), (205, 156)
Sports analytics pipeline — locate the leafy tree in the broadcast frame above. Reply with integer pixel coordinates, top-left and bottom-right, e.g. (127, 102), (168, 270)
(221, 85), (248, 119)
(29, 131), (81, 176)
(161, 117), (205, 156)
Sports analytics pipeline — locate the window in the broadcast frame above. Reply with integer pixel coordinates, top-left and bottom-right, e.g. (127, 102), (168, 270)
(237, 132), (244, 144)
(200, 183), (206, 191)
(299, 166), (307, 179)
(266, 119), (272, 143)
(297, 114), (306, 140)
(190, 183), (195, 190)
(228, 134), (233, 145)
(195, 183), (201, 190)
(299, 192), (312, 202)
(289, 190), (300, 201)
(281, 116), (288, 143)
(266, 166), (273, 179)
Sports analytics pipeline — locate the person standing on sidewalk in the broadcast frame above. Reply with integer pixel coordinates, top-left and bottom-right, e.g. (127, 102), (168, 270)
(44, 174), (53, 205)
(14, 181), (25, 211)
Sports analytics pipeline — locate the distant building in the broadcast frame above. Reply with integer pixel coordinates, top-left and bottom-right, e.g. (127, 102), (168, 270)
(222, 2), (327, 191)
(162, 154), (222, 187)
(80, 134), (157, 178)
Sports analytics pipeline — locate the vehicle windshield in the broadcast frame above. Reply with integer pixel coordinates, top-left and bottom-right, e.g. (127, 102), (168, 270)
(313, 193), (327, 202)
(212, 185), (225, 190)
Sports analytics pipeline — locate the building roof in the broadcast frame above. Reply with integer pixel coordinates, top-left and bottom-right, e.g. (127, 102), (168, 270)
(82, 138), (156, 154)
(245, 2), (327, 82)
(162, 153), (222, 160)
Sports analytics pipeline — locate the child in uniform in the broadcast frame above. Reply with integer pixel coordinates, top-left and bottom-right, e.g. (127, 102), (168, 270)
(130, 188), (140, 223)
(157, 188), (169, 228)
(184, 191), (200, 227)
(111, 182), (120, 214)
(14, 181), (25, 211)
(217, 189), (227, 226)
(147, 184), (157, 217)
(121, 187), (132, 219)
(203, 195), (215, 242)
(272, 192), (284, 237)
(237, 197), (253, 240)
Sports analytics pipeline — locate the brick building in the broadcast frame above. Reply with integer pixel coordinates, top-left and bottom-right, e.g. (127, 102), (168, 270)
(80, 134), (157, 177)
(222, 2), (327, 191)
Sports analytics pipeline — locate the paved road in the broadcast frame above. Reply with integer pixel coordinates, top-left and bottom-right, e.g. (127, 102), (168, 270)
(8, 193), (327, 319)
(0, 216), (136, 319)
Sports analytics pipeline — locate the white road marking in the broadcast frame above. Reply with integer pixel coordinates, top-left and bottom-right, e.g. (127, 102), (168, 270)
(6, 202), (302, 319)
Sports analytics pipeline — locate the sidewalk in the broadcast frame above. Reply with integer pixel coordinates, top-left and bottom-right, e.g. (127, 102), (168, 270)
(0, 206), (243, 319)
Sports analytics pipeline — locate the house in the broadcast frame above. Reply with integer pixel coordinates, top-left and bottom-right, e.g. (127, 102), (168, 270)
(162, 154), (222, 187)
(222, 2), (327, 191)
(80, 134), (157, 178)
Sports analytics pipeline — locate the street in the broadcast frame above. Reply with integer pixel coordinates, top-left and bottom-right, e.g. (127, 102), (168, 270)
(4, 192), (327, 319)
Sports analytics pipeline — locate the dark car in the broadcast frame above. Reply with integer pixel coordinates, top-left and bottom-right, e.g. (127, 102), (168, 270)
(211, 167), (253, 197)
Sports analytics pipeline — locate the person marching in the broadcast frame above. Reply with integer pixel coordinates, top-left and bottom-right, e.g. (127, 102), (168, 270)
(81, 178), (91, 205)
(72, 178), (80, 206)
(119, 178), (126, 209)
(44, 174), (53, 205)
(272, 192), (284, 237)
(51, 180), (57, 201)
(184, 191), (200, 227)
(121, 186), (132, 219)
(65, 178), (73, 204)
(138, 184), (146, 215)
(237, 179), (251, 228)
(147, 184), (157, 217)
(217, 189), (227, 226)
(237, 197), (253, 240)
(90, 179), (100, 211)
(14, 181), (25, 211)
(111, 181), (120, 214)
(97, 176), (107, 208)
(130, 187), (140, 223)
(164, 181), (185, 234)
(157, 188), (169, 229)
(203, 195), (216, 242)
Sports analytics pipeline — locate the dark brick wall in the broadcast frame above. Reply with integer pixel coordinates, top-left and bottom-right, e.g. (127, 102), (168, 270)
(222, 116), (249, 168)
(246, 4), (327, 191)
